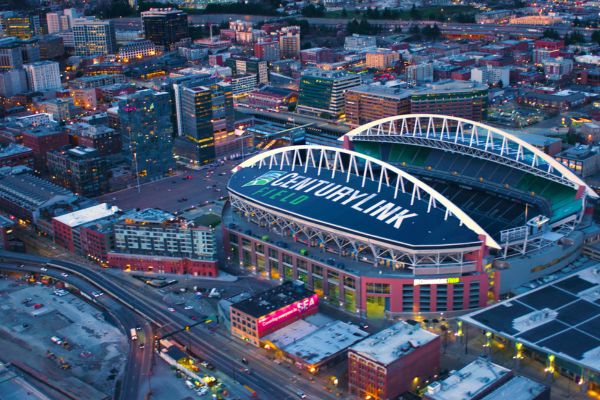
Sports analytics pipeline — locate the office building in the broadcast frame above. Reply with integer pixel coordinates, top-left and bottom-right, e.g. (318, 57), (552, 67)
(20, 38), (39, 64)
(23, 61), (61, 92)
(174, 81), (234, 164)
(279, 26), (301, 59)
(47, 146), (110, 197)
(253, 39), (280, 61)
(117, 39), (157, 61)
(247, 86), (297, 111)
(52, 203), (121, 255)
(141, 8), (189, 48)
(365, 49), (400, 70)
(4, 15), (38, 39)
(344, 34), (376, 51)
(424, 358), (549, 400)
(407, 62), (434, 84)
(345, 84), (411, 126)
(117, 89), (175, 178)
(348, 321), (440, 400)
(230, 74), (257, 96)
(471, 65), (511, 87)
(297, 68), (361, 119)
(46, 9), (78, 34)
(230, 281), (318, 347)
(21, 125), (69, 171)
(0, 37), (23, 70)
(108, 208), (218, 276)
(72, 17), (116, 56)
(410, 80), (488, 121)
(227, 56), (268, 85)
(0, 68), (27, 97)
(300, 47), (333, 65)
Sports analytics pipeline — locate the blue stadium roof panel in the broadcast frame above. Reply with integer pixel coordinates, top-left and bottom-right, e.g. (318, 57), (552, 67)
(228, 164), (482, 250)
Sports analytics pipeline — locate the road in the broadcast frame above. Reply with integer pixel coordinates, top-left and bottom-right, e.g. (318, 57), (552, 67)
(0, 262), (153, 400)
(0, 251), (343, 400)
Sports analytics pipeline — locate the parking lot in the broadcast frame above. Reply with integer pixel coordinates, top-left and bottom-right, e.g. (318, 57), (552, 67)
(0, 278), (128, 399)
(96, 161), (237, 213)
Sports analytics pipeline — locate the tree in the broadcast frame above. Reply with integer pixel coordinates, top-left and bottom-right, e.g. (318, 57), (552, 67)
(301, 4), (325, 17)
(346, 19), (360, 34)
(410, 4), (421, 20)
(408, 25), (421, 35)
(542, 28), (560, 40)
(422, 24), (441, 40)
(341, 8), (348, 17)
(592, 30), (600, 45)
(497, 80), (504, 88)
(564, 31), (585, 45)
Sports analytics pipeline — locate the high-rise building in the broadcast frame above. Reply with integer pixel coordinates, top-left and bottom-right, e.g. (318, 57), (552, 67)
(174, 81), (234, 164)
(0, 68), (27, 97)
(72, 17), (116, 56)
(345, 84), (411, 126)
(543, 57), (574, 80)
(47, 146), (109, 197)
(5, 15), (38, 39)
(297, 68), (361, 119)
(38, 35), (65, 60)
(0, 37), (23, 70)
(20, 38), (40, 64)
(141, 8), (189, 48)
(227, 56), (269, 85)
(348, 322), (440, 400)
(107, 208), (218, 276)
(407, 62), (434, 84)
(116, 89), (175, 178)
(471, 65), (511, 87)
(23, 60), (61, 92)
(253, 39), (280, 62)
(46, 9), (77, 33)
(279, 26), (300, 59)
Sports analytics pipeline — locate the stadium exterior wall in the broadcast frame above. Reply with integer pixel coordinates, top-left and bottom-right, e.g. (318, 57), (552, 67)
(222, 212), (491, 318)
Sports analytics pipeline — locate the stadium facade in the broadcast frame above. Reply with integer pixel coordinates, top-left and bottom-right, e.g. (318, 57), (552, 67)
(223, 114), (597, 318)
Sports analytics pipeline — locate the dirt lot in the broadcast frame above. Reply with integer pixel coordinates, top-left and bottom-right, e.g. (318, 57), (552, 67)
(0, 279), (128, 399)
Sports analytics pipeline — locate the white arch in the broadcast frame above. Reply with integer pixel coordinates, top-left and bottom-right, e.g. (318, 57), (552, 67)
(342, 114), (598, 199)
(234, 145), (501, 249)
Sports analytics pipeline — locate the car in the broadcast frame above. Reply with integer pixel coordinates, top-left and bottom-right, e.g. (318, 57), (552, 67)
(61, 272), (68, 278)
(138, 343), (145, 349)
(40, 267), (47, 272)
(241, 357), (248, 365)
(184, 305), (194, 310)
(197, 386), (209, 396)
(296, 391), (307, 399)
(33, 303), (44, 309)
(168, 307), (176, 312)
(243, 368), (251, 375)
(91, 291), (103, 298)
(18, 264), (24, 268)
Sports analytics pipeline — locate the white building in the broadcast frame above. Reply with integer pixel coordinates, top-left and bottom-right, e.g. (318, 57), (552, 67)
(46, 9), (78, 34)
(344, 34), (377, 51)
(117, 39), (157, 61)
(23, 60), (61, 92)
(407, 62), (433, 84)
(470, 65), (510, 87)
(230, 73), (257, 97)
(543, 57), (574, 80)
(72, 17), (116, 56)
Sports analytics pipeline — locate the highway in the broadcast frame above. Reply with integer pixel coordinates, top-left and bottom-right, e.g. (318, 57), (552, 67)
(0, 262), (153, 400)
(0, 251), (341, 400)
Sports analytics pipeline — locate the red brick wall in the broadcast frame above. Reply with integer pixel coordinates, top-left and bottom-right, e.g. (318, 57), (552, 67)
(52, 219), (74, 252)
(107, 253), (218, 277)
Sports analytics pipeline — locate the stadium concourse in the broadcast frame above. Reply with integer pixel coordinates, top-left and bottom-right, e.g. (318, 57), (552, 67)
(222, 114), (598, 319)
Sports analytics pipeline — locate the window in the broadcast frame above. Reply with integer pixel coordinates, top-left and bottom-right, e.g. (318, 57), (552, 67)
(366, 283), (390, 294)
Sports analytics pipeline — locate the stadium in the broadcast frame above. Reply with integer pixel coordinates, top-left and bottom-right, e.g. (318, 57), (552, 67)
(223, 114), (597, 318)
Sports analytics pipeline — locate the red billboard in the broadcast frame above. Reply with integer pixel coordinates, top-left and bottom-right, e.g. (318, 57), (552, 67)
(257, 294), (319, 337)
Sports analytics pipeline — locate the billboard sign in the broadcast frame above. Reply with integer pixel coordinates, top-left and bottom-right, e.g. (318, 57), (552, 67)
(257, 293), (319, 337)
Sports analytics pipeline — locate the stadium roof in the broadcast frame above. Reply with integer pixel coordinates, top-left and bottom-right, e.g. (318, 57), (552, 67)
(230, 146), (492, 250)
(460, 265), (600, 374)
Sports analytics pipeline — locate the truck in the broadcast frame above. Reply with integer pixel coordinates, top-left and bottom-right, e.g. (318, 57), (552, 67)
(130, 328), (138, 341)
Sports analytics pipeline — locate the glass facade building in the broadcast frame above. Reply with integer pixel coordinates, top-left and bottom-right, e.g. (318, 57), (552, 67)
(116, 89), (174, 179)
(141, 8), (189, 48)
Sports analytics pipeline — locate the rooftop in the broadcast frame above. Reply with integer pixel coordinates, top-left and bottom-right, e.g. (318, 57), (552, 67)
(414, 80), (488, 95)
(350, 321), (438, 366)
(425, 358), (511, 400)
(282, 320), (368, 366)
(557, 145), (598, 160)
(231, 281), (315, 318)
(480, 376), (548, 400)
(122, 208), (175, 224)
(347, 83), (411, 100)
(0, 143), (32, 158)
(460, 265), (600, 374)
(0, 167), (73, 210)
(54, 203), (121, 228)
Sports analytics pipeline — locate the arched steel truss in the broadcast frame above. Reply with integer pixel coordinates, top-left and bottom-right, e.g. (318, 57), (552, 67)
(343, 114), (597, 199)
(230, 145), (494, 272)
